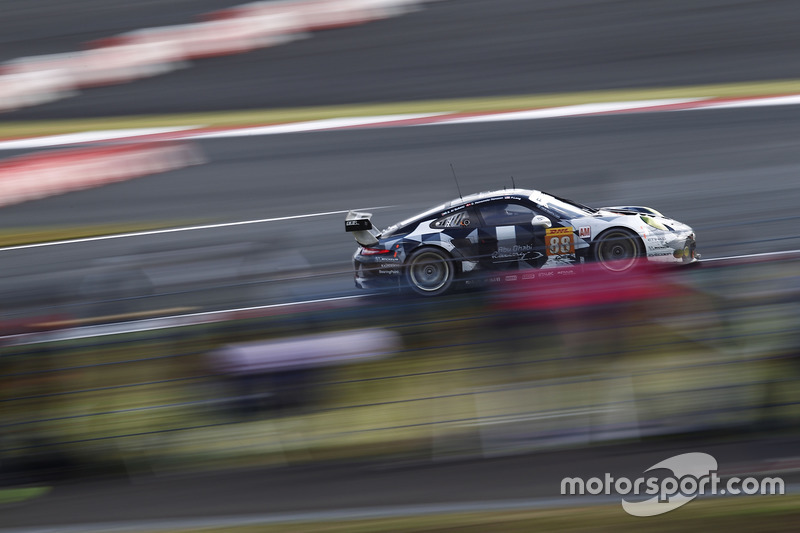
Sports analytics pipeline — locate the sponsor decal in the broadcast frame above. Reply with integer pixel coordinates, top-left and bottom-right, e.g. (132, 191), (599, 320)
(378, 269), (400, 275)
(345, 218), (372, 231)
(545, 226), (575, 256)
(578, 226), (591, 239)
(492, 244), (539, 261)
(440, 206), (463, 216)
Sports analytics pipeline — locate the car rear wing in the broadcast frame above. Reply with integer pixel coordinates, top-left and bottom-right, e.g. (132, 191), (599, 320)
(345, 211), (379, 247)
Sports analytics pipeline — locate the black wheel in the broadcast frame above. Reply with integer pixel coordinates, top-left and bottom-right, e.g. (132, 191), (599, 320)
(405, 247), (455, 296)
(593, 229), (643, 272)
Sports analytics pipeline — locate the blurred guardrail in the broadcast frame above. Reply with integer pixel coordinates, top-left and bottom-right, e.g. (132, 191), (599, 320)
(1, 254), (798, 482)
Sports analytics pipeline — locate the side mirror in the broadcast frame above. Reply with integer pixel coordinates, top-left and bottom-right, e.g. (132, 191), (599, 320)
(531, 215), (552, 228)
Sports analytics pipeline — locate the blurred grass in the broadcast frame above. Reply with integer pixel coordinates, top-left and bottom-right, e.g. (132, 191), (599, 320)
(1, 79), (799, 138)
(0, 220), (207, 248)
(5, 307), (791, 473)
(0, 486), (51, 504)
(155, 495), (800, 532)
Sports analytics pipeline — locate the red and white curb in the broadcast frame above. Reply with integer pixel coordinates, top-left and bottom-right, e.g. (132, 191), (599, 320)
(2, 93), (800, 151)
(0, 93), (798, 208)
(0, 142), (203, 207)
(0, 0), (424, 113)
(0, 126), (200, 151)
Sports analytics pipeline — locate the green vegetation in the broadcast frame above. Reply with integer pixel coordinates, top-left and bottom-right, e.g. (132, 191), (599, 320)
(0, 221), (205, 248)
(0, 486), (51, 504)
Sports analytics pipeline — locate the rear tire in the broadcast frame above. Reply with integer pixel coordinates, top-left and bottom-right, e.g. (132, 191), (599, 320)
(593, 229), (643, 272)
(405, 247), (455, 296)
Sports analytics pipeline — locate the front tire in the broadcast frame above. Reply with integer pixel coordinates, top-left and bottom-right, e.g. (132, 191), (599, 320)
(593, 229), (643, 272)
(405, 247), (455, 296)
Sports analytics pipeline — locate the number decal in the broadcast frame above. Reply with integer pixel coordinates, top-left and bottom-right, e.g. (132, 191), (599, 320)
(545, 227), (575, 256)
(549, 236), (560, 255)
(560, 235), (571, 253)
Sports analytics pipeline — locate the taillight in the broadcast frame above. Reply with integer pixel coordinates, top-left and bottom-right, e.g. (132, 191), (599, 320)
(361, 247), (391, 255)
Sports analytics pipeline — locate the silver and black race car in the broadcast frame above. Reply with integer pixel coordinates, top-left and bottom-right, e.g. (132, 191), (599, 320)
(346, 189), (698, 295)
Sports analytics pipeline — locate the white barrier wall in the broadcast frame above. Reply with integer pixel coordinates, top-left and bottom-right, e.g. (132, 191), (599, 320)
(0, 0), (424, 113)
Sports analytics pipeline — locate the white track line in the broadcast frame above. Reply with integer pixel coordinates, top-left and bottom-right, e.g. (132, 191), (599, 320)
(45, 295), (368, 342)
(188, 114), (448, 139)
(699, 249), (800, 262)
(702, 94), (800, 109)
(1, 295), (368, 345)
(0, 206), (393, 253)
(440, 99), (705, 124)
(0, 126), (201, 150)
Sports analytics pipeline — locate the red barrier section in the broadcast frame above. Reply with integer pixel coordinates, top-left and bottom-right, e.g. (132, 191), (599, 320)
(0, 142), (203, 207)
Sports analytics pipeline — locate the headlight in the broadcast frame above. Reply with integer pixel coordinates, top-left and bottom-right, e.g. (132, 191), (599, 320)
(640, 215), (668, 231)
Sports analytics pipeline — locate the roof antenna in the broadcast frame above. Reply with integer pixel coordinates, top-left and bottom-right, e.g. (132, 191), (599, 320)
(510, 175), (516, 189)
(450, 163), (463, 200)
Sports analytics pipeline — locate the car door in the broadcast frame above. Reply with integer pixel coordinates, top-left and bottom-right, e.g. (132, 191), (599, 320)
(430, 206), (481, 260)
(474, 200), (548, 269)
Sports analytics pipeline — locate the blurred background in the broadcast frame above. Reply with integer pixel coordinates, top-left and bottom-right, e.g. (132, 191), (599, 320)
(1, 1), (799, 531)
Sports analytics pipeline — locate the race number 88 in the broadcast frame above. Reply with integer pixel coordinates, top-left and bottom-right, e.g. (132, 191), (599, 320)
(546, 228), (575, 256)
(549, 235), (572, 254)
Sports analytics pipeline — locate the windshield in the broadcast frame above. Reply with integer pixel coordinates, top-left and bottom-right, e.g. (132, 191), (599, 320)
(533, 192), (598, 218)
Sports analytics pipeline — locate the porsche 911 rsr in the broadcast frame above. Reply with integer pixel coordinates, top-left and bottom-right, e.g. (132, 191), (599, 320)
(345, 189), (698, 295)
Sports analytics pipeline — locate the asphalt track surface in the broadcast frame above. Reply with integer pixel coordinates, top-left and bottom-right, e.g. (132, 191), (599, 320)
(4, 0), (800, 118)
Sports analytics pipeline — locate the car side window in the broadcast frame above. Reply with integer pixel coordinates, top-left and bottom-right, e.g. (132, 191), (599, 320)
(433, 208), (475, 229)
(478, 202), (536, 226)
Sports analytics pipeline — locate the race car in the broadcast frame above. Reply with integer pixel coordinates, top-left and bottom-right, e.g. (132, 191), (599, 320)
(345, 189), (698, 295)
